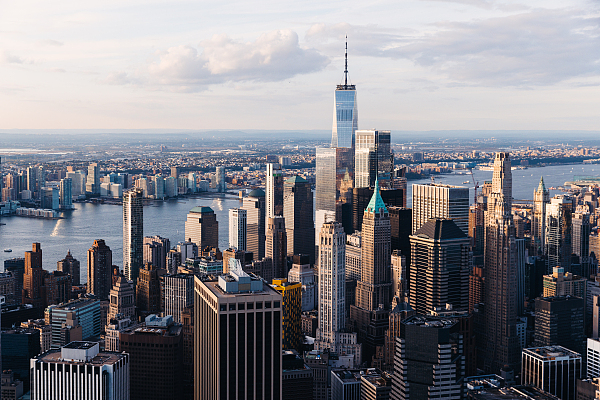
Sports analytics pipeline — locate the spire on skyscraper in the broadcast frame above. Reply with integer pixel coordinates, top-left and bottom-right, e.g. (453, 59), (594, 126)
(344, 35), (348, 88)
(537, 176), (547, 193)
(366, 178), (387, 214)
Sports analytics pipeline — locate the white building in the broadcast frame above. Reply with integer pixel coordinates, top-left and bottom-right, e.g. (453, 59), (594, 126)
(30, 341), (130, 400)
(228, 208), (247, 251)
(288, 255), (316, 312)
(588, 338), (600, 378)
(411, 183), (470, 235)
(163, 274), (194, 324)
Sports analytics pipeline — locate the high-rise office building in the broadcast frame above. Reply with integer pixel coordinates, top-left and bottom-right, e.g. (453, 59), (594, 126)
(58, 177), (73, 209)
(30, 341), (130, 400)
(194, 265), (283, 400)
(87, 239), (112, 300)
(350, 181), (392, 362)
(345, 231), (361, 281)
(532, 177), (550, 255)
(354, 129), (392, 189)
(545, 195), (573, 273)
(185, 206), (219, 252)
(573, 211), (592, 275)
(86, 162), (100, 195)
(1, 327), (40, 389)
(0, 272), (17, 306)
(272, 278), (302, 352)
(287, 254), (316, 312)
(522, 346), (581, 400)
(266, 216), (287, 280)
(266, 163), (284, 218)
(49, 298), (101, 348)
(123, 188), (143, 283)
(411, 183), (470, 235)
(181, 305), (194, 399)
(542, 267), (586, 298)
(242, 189), (266, 261)
(469, 266), (485, 314)
(408, 218), (470, 314)
(534, 296), (585, 357)
(136, 263), (164, 318)
(163, 273), (194, 324)
(153, 174), (165, 199)
(214, 166), (226, 193)
(120, 315), (182, 400)
(391, 315), (465, 400)
(165, 176), (177, 197)
(57, 250), (80, 286)
(331, 40), (357, 149)
(482, 152), (520, 374)
(66, 170), (87, 197)
(283, 176), (315, 263)
(143, 235), (170, 270)
(5, 258), (25, 306)
(107, 276), (135, 323)
(22, 243), (44, 308)
(40, 187), (59, 210)
(282, 350), (314, 400)
(389, 207), (412, 275)
(229, 208), (247, 251)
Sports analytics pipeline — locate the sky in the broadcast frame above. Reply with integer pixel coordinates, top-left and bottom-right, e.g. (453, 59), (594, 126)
(1, 0), (599, 132)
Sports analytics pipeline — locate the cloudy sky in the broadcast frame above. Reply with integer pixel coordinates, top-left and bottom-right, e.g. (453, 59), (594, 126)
(1, 0), (599, 132)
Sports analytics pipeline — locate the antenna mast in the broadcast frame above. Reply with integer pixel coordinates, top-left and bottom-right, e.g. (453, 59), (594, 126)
(344, 35), (348, 87)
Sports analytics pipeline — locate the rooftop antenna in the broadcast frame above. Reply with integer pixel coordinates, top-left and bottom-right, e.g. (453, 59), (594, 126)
(344, 35), (348, 87)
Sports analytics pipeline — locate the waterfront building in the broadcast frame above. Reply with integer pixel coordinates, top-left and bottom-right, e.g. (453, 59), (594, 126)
(107, 276), (135, 323)
(163, 273), (194, 323)
(215, 165), (226, 193)
(242, 189), (266, 261)
(185, 206), (219, 252)
(30, 341), (129, 400)
(194, 265), (283, 400)
(143, 235), (170, 270)
(411, 183), (470, 235)
(120, 315), (182, 400)
(408, 218), (470, 314)
(228, 208), (247, 251)
(266, 216), (287, 280)
(57, 250), (80, 286)
(266, 163), (284, 218)
(66, 170), (87, 197)
(123, 188), (144, 283)
(391, 315), (465, 400)
(40, 187), (59, 210)
(87, 239), (113, 300)
(532, 177), (550, 255)
(522, 346), (581, 400)
(153, 174), (165, 199)
(283, 175), (315, 263)
(59, 177), (72, 209)
(272, 278), (302, 352)
(354, 129), (392, 189)
(482, 152), (520, 373)
(86, 162), (100, 195)
(545, 195), (573, 273)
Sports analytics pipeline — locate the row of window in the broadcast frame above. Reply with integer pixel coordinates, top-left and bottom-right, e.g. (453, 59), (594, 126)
(219, 301), (281, 312)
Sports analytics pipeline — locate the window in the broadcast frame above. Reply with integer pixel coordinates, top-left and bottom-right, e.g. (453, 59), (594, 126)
(247, 302), (254, 310)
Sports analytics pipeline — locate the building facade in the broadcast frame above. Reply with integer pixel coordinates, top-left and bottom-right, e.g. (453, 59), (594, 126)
(123, 188), (143, 283)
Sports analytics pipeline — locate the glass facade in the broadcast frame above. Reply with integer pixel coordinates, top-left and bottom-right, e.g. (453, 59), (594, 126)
(331, 89), (358, 149)
(355, 130), (392, 189)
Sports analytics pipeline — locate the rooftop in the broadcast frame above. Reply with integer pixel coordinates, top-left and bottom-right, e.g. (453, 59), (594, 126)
(413, 218), (467, 240)
(468, 386), (561, 399)
(189, 206), (214, 213)
(402, 315), (458, 328)
(247, 188), (265, 198)
(285, 175), (307, 184)
(523, 346), (581, 361)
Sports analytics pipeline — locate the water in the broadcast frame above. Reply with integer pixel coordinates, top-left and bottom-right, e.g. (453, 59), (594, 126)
(1, 163), (598, 281)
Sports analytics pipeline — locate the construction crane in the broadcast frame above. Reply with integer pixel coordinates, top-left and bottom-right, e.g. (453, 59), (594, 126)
(468, 167), (479, 206)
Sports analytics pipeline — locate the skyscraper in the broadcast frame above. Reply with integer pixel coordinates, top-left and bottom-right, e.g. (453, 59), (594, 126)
(331, 39), (357, 149)
(284, 175), (315, 263)
(266, 163), (284, 218)
(136, 263), (164, 318)
(185, 206), (219, 252)
(272, 278), (303, 352)
(142, 235), (170, 270)
(482, 152), (520, 373)
(58, 177), (72, 209)
(411, 183), (470, 235)
(87, 239), (113, 300)
(229, 208), (247, 251)
(242, 189), (266, 261)
(266, 216), (287, 280)
(163, 273), (194, 324)
(350, 180), (392, 361)
(57, 250), (80, 286)
(194, 266), (283, 400)
(408, 218), (470, 315)
(354, 129), (392, 189)
(522, 346), (581, 400)
(532, 177), (550, 255)
(107, 276), (135, 323)
(86, 162), (100, 195)
(215, 166), (226, 193)
(22, 243), (44, 308)
(545, 195), (573, 273)
(123, 188), (143, 283)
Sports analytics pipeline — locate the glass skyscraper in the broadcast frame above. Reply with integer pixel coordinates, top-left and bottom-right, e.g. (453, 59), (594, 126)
(331, 89), (358, 148)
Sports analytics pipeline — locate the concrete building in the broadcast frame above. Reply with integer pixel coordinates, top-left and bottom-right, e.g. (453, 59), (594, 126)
(242, 189), (266, 261)
(142, 235), (170, 270)
(532, 177), (550, 255)
(542, 267), (586, 298)
(123, 188), (144, 283)
(287, 254), (316, 312)
(107, 276), (135, 323)
(185, 206), (219, 252)
(163, 273), (194, 323)
(30, 341), (129, 400)
(266, 163), (284, 218)
(534, 296), (585, 357)
(545, 195), (573, 273)
(57, 250), (80, 286)
(266, 216), (287, 280)
(49, 298), (101, 349)
(229, 208), (247, 251)
(411, 183), (469, 235)
(522, 346), (581, 400)
(284, 175), (315, 264)
(135, 263), (164, 318)
(86, 163), (100, 195)
(87, 239), (113, 300)
(194, 264), (283, 400)
(282, 350), (313, 400)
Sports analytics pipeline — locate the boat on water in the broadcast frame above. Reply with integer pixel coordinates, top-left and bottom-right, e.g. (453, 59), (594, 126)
(463, 181), (470, 184)
(3, 249), (12, 253)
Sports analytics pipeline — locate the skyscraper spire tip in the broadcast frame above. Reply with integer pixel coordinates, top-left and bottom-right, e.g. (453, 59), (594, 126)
(344, 35), (348, 87)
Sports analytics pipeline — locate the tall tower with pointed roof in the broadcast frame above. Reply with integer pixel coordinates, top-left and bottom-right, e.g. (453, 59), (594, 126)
(532, 176), (550, 255)
(331, 37), (358, 149)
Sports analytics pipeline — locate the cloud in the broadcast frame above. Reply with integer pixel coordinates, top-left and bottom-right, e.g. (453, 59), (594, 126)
(111, 29), (329, 92)
(306, 8), (600, 87)
(2, 51), (27, 64)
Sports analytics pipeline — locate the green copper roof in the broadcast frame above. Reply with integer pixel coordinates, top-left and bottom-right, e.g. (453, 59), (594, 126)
(537, 176), (547, 193)
(366, 179), (387, 214)
(190, 206), (214, 213)
(285, 175), (307, 184)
